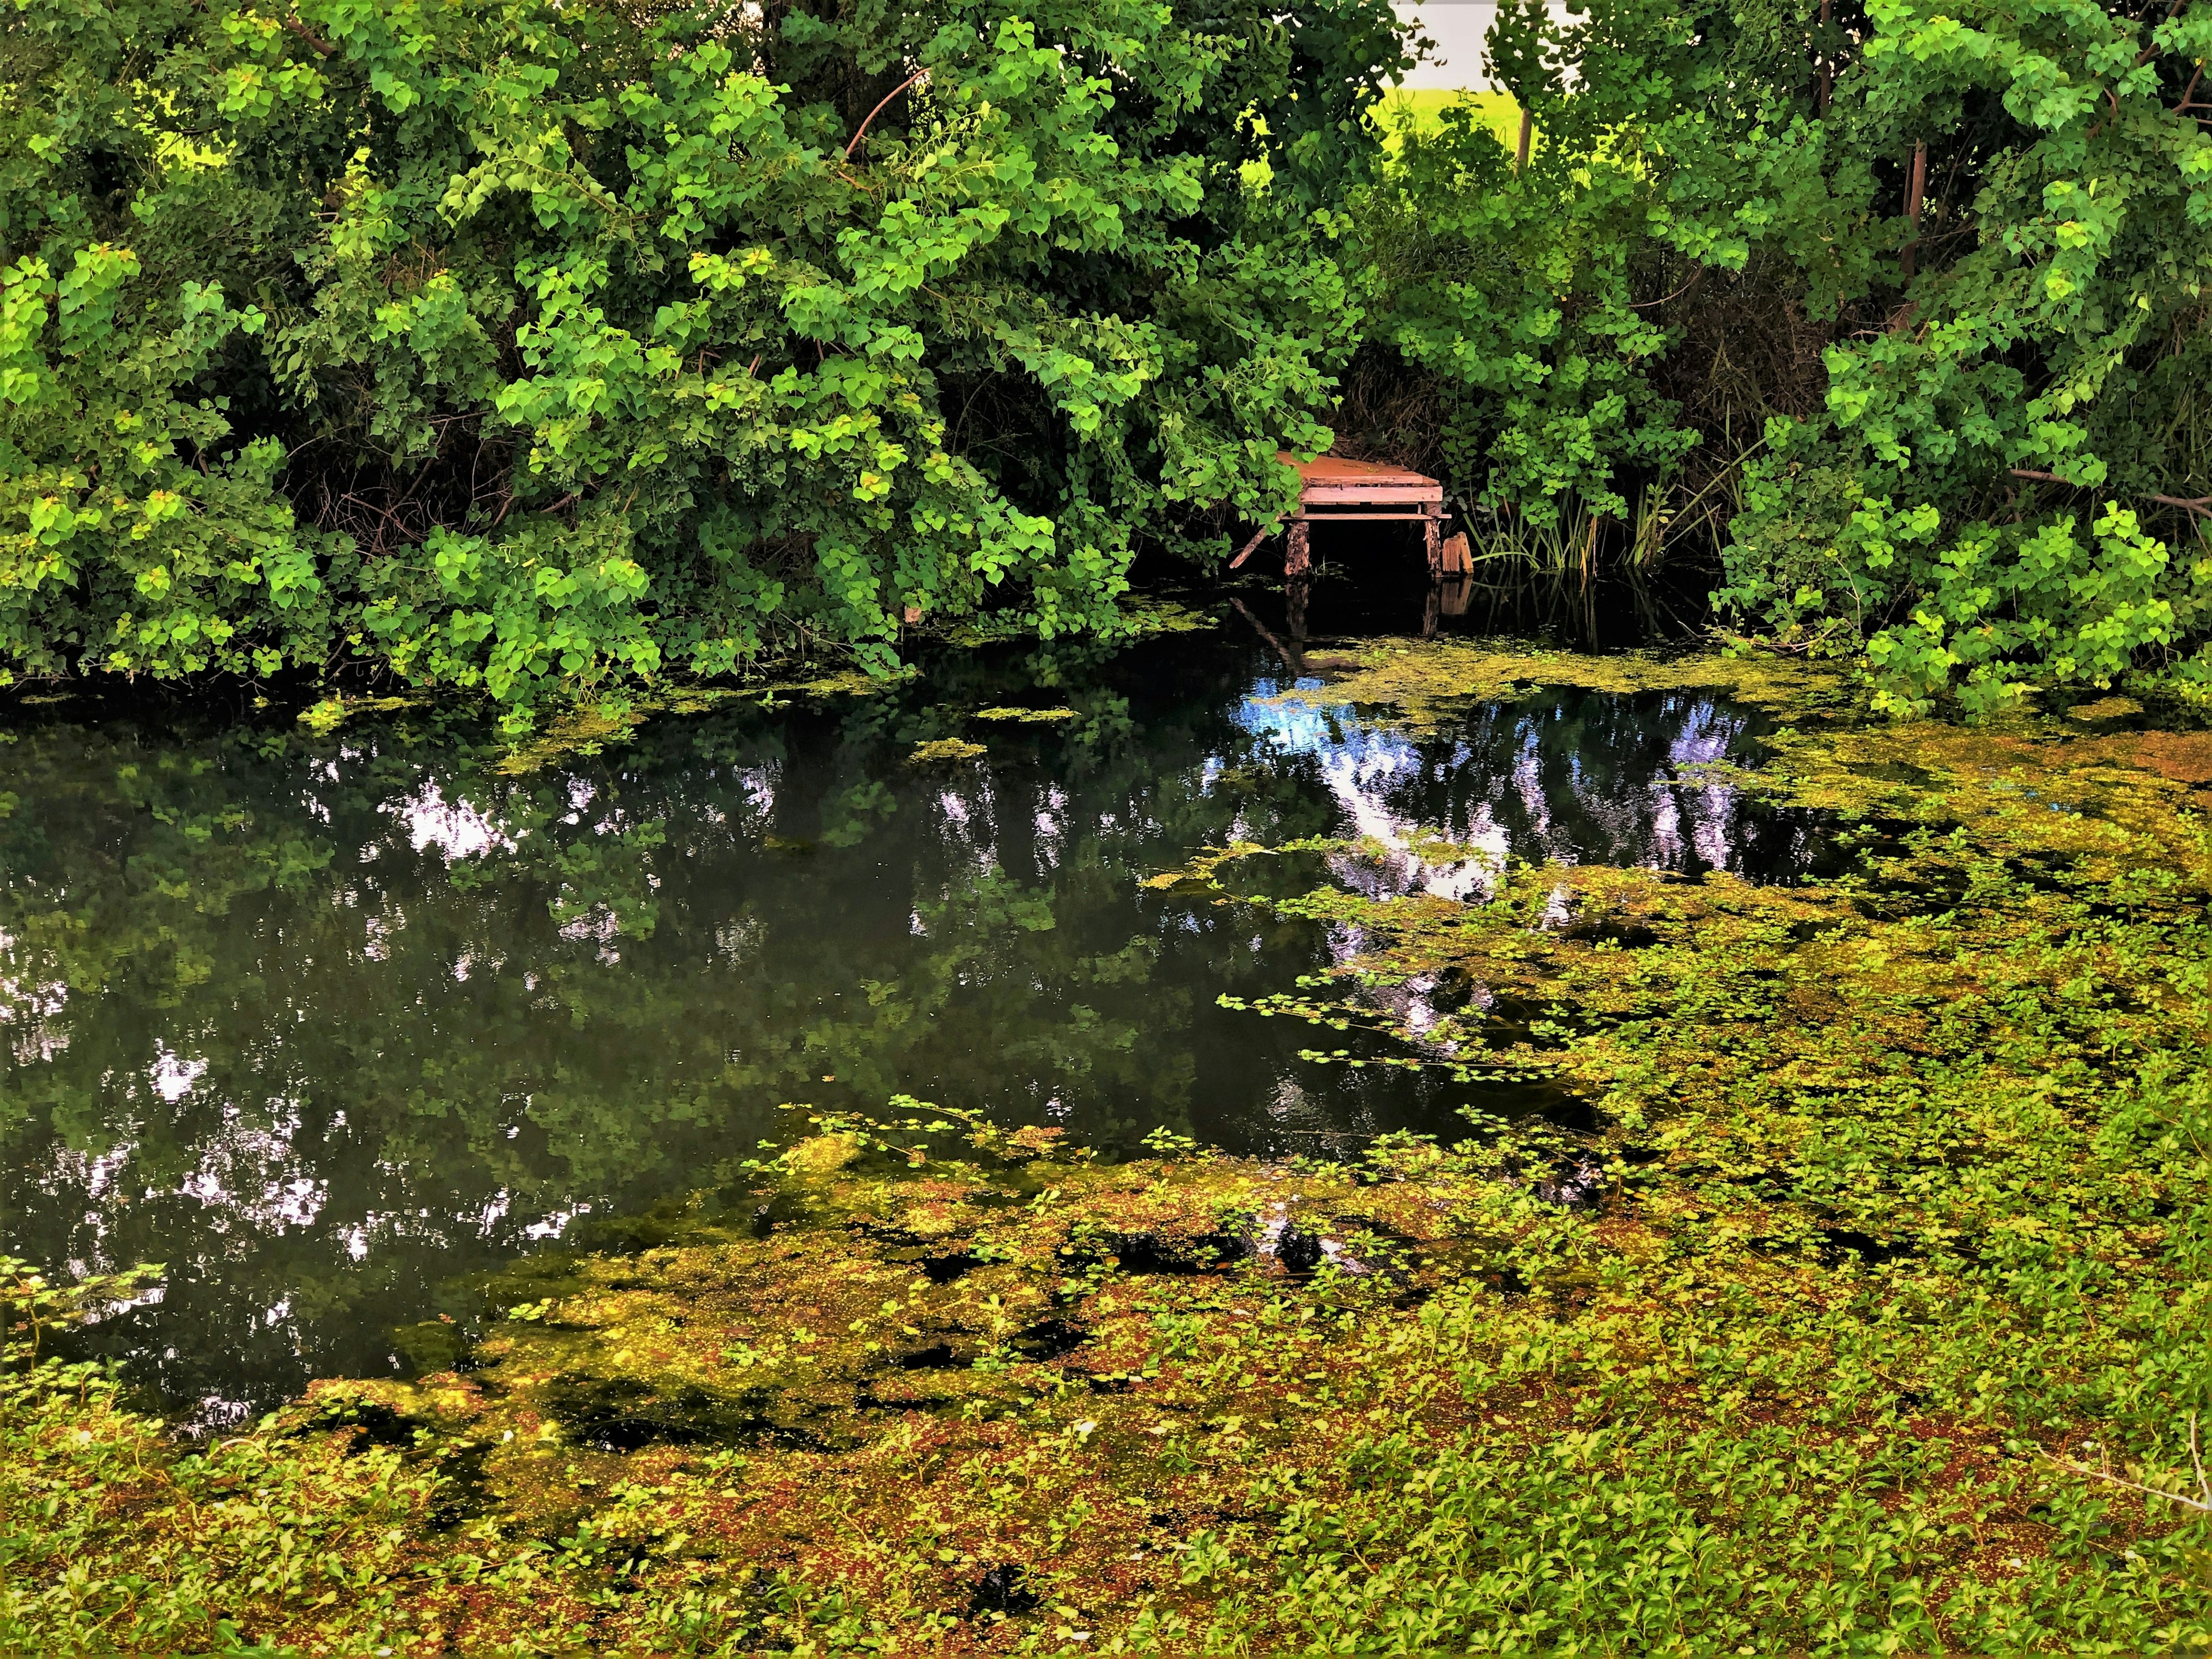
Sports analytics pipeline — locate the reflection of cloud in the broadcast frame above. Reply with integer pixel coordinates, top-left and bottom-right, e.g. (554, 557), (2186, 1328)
(1244, 690), (1761, 882)
(1238, 688), (1774, 1042)
(362, 909), (398, 963)
(1034, 784), (1069, 872)
(334, 1192), (591, 1263)
(736, 764), (778, 823)
(153, 1044), (207, 1104)
(175, 1107), (328, 1232)
(189, 1395), (256, 1435)
(1234, 697), (1502, 901)
(1645, 699), (1745, 871)
(558, 906), (622, 965)
(935, 780), (999, 876)
(397, 780), (515, 860)
(0, 927), (71, 1063)
(715, 914), (762, 963)
(524, 1202), (590, 1242)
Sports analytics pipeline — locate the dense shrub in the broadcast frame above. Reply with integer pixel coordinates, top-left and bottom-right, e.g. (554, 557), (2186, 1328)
(0, 0), (1401, 716)
(8, 0), (2211, 713)
(1351, 0), (2212, 709)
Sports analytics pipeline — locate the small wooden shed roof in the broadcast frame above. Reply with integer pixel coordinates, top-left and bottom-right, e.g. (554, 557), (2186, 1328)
(1281, 452), (1445, 509)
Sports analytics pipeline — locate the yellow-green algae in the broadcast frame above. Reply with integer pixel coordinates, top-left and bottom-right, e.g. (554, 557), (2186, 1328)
(292, 668), (915, 773)
(10, 646), (2212, 1655)
(907, 737), (990, 766)
(497, 669), (918, 777)
(1264, 637), (1860, 733)
(298, 693), (425, 734)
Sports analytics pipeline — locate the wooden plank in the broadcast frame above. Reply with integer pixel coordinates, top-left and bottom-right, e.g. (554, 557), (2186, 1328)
(1231, 454), (1448, 578)
(1281, 451), (1435, 486)
(1300, 484), (1444, 506)
(1278, 450), (1444, 506)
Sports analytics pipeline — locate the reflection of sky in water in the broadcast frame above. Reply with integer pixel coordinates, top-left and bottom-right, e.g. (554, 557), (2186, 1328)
(1236, 685), (1502, 901)
(1, 641), (1812, 1422)
(1232, 685), (1781, 1052)
(1235, 684), (1761, 892)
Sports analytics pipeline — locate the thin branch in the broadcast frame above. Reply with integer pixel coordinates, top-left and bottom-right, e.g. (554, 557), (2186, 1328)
(1229, 516), (1287, 569)
(1628, 268), (1707, 310)
(283, 14), (335, 56)
(2136, 0), (2190, 65)
(845, 68), (930, 160)
(2044, 1413), (2212, 1514)
(2012, 469), (2212, 515)
(1817, 0), (1834, 113)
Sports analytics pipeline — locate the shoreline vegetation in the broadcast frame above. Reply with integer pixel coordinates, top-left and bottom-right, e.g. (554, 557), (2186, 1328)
(9, 643), (2212, 1654)
(7, 0), (2211, 721)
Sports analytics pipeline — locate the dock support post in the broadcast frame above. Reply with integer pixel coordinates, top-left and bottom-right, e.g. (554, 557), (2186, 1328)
(1285, 520), (1310, 577)
(1423, 507), (1443, 577)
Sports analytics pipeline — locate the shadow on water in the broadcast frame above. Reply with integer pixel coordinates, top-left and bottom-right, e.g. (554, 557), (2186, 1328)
(1, 570), (1820, 1421)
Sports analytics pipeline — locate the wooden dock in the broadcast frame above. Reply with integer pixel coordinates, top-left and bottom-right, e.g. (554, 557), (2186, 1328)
(1231, 453), (1450, 577)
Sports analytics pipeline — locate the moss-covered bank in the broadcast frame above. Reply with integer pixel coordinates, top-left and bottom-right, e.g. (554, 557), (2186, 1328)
(9, 645), (2212, 1654)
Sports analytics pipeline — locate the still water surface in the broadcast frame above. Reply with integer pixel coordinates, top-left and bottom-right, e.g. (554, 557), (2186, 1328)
(1, 617), (1821, 1422)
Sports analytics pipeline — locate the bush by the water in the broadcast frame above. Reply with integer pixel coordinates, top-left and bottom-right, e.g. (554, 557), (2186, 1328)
(1349, 0), (2212, 711)
(3, 0), (2210, 711)
(0, 0), (1398, 715)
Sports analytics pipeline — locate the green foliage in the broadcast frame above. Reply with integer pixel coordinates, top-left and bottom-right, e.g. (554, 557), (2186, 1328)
(1344, 0), (2212, 710)
(10, 0), (2211, 713)
(0, 0), (1403, 712)
(1706, 0), (2212, 712)
(1350, 15), (1692, 533)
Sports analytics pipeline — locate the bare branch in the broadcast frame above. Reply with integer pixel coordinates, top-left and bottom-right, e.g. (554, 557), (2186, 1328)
(2045, 1414), (2212, 1514)
(846, 68), (930, 160)
(284, 14), (335, 57)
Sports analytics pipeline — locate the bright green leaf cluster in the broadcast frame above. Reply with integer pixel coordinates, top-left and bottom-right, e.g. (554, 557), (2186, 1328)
(1, 0), (1407, 709)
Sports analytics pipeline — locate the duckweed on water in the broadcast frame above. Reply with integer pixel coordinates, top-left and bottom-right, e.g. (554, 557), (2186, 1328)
(9, 647), (2212, 1654)
(1263, 638), (1860, 733)
(294, 667), (919, 774)
(907, 738), (991, 767)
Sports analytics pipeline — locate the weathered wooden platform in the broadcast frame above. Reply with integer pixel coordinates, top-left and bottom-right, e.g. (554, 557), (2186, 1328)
(1231, 453), (1449, 577)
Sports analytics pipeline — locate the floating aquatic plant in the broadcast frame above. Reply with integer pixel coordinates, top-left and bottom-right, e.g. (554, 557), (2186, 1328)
(9, 646), (2212, 1653)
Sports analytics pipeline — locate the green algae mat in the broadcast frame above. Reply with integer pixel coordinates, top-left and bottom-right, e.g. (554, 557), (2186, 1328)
(10, 645), (2212, 1654)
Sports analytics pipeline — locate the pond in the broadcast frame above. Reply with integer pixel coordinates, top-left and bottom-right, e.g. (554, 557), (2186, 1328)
(0, 592), (1827, 1425)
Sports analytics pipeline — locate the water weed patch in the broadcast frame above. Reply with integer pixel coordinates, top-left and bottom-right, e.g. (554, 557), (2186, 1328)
(9, 650), (2212, 1653)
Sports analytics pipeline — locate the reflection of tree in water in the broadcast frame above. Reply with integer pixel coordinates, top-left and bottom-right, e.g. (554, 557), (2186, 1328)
(0, 644), (1820, 1416)
(1237, 687), (1827, 897)
(0, 641), (1390, 1415)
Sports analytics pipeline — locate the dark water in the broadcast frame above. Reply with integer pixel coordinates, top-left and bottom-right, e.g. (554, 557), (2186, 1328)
(1, 592), (1819, 1425)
